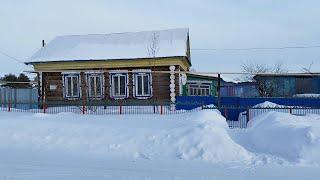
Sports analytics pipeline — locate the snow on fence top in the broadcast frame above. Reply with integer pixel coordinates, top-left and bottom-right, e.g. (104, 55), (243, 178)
(27, 28), (189, 63)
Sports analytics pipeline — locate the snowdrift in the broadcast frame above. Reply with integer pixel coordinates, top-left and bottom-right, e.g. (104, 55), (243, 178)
(0, 110), (252, 164)
(246, 112), (320, 165)
(1, 109), (320, 165)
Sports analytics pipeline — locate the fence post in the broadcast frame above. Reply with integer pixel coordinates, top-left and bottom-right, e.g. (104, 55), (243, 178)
(224, 108), (228, 119)
(119, 101), (122, 115)
(43, 93), (46, 114)
(82, 97), (86, 115)
(43, 102), (46, 114)
(246, 109), (250, 123)
(160, 104), (163, 115)
(8, 96), (11, 112)
(14, 88), (17, 109)
(289, 108), (292, 114)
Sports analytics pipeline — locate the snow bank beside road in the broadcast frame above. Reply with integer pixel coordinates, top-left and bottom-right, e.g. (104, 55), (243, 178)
(245, 112), (320, 164)
(0, 110), (252, 164)
(1, 109), (320, 166)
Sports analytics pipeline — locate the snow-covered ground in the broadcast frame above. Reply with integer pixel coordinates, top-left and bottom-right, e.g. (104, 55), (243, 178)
(1, 109), (320, 179)
(238, 101), (320, 123)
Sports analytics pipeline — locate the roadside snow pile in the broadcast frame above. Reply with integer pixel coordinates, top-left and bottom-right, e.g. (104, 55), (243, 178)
(238, 101), (297, 121)
(253, 101), (290, 108)
(0, 110), (253, 164)
(245, 112), (320, 165)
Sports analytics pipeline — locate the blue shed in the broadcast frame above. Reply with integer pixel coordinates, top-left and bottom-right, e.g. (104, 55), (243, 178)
(254, 74), (320, 97)
(221, 81), (260, 97)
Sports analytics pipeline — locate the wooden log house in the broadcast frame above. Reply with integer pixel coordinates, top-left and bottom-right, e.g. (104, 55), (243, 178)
(25, 28), (192, 105)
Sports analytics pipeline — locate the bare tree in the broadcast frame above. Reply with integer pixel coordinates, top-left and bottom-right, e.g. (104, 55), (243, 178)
(147, 32), (160, 58)
(272, 62), (287, 74)
(240, 61), (270, 82)
(240, 61), (287, 81)
(239, 61), (288, 97)
(300, 61), (314, 73)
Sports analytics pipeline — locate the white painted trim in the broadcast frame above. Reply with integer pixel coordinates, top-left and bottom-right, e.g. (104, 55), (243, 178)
(187, 80), (212, 84)
(63, 73), (81, 100)
(109, 70), (129, 73)
(39, 72), (43, 98)
(86, 73), (105, 99)
(132, 69), (152, 73)
(61, 71), (81, 75)
(109, 72), (128, 99)
(169, 65), (176, 104)
(84, 70), (104, 74)
(187, 82), (211, 96)
(133, 71), (153, 99)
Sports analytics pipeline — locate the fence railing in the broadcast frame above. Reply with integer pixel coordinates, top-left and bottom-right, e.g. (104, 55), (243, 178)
(0, 101), (204, 115)
(3, 100), (320, 129)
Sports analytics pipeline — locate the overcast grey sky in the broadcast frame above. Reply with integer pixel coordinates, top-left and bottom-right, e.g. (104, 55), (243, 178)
(1, 0), (320, 76)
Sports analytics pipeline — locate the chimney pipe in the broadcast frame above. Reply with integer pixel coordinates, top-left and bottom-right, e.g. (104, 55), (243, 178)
(42, 40), (45, 47)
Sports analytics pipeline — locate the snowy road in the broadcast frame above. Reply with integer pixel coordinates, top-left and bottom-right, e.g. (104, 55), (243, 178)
(1, 149), (319, 180)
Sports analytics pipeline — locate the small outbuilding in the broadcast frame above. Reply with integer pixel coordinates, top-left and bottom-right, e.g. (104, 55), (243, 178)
(254, 74), (320, 97)
(182, 73), (218, 97)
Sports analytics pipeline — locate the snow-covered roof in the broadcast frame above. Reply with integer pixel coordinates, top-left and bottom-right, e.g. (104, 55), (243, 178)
(26, 28), (190, 64)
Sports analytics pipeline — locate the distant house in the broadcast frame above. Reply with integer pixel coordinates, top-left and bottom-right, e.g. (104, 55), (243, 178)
(25, 28), (191, 104)
(221, 81), (260, 97)
(254, 74), (320, 97)
(182, 73), (218, 97)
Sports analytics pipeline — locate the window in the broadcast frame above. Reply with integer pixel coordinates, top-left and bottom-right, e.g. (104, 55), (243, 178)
(110, 73), (128, 99)
(134, 72), (152, 98)
(63, 74), (80, 98)
(87, 74), (104, 98)
(188, 81), (211, 96)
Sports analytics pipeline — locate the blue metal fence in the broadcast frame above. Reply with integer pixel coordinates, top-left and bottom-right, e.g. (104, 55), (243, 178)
(176, 96), (320, 121)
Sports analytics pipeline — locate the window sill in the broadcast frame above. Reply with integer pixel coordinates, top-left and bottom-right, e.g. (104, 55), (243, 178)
(88, 97), (104, 100)
(111, 96), (128, 100)
(64, 97), (80, 100)
(134, 95), (152, 99)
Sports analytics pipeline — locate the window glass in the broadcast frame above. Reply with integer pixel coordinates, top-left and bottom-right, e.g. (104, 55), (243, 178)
(188, 82), (211, 96)
(90, 76), (95, 97)
(114, 76), (119, 95)
(72, 77), (78, 96)
(120, 76), (126, 95)
(96, 76), (101, 96)
(137, 76), (143, 95)
(88, 75), (103, 98)
(67, 77), (72, 97)
(206, 89), (210, 96)
(143, 75), (149, 95)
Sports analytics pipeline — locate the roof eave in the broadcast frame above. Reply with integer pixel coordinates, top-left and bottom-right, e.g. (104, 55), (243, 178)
(25, 55), (190, 65)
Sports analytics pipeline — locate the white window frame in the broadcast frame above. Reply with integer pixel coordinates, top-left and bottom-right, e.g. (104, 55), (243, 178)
(133, 70), (152, 99)
(187, 80), (211, 96)
(86, 73), (104, 99)
(109, 71), (128, 99)
(63, 73), (81, 99)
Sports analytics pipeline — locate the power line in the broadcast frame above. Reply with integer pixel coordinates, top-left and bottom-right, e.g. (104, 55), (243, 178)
(192, 45), (320, 51)
(0, 50), (25, 64)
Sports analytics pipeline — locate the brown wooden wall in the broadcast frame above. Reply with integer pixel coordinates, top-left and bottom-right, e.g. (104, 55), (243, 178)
(41, 66), (181, 103)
